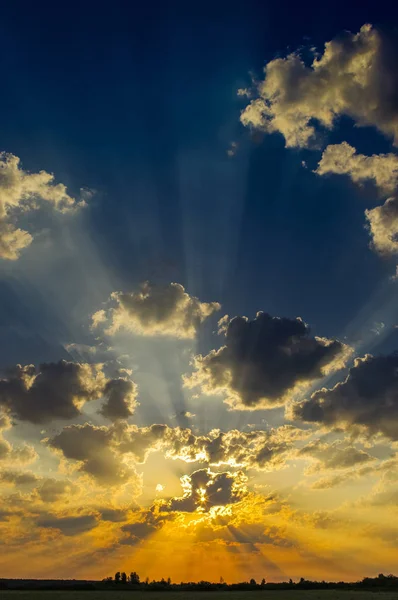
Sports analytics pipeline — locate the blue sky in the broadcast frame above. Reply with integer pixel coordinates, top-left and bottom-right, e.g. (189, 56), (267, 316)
(0, 1), (397, 361)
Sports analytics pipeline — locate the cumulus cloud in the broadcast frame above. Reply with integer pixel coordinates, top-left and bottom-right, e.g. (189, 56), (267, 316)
(46, 423), (140, 486)
(0, 152), (82, 260)
(161, 468), (248, 513)
(92, 282), (220, 339)
(99, 379), (138, 421)
(316, 142), (398, 194)
(293, 353), (398, 440)
(240, 24), (398, 147)
(0, 360), (137, 424)
(365, 196), (398, 255)
(184, 312), (351, 410)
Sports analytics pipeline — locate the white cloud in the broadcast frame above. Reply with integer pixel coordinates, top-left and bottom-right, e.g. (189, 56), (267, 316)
(240, 25), (398, 148)
(316, 142), (398, 193)
(0, 152), (82, 260)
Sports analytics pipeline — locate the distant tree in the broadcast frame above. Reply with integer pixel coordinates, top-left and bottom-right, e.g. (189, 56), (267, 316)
(130, 571), (140, 585)
(167, 577), (172, 586)
(261, 578), (266, 586)
(250, 578), (256, 586)
(114, 572), (121, 584)
(121, 573), (127, 584)
(144, 577), (149, 586)
(289, 579), (293, 585)
(219, 576), (225, 584)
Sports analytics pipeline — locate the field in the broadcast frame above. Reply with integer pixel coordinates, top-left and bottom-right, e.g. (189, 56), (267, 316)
(1, 592), (398, 600)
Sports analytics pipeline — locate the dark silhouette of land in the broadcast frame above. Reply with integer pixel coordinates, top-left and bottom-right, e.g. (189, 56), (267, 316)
(1, 572), (397, 592)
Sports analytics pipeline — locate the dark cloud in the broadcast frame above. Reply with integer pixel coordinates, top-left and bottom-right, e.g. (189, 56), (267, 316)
(0, 469), (39, 485)
(0, 360), (137, 424)
(185, 312), (350, 409)
(36, 514), (98, 536)
(99, 508), (129, 522)
(36, 478), (76, 503)
(92, 281), (220, 339)
(293, 354), (398, 440)
(99, 379), (138, 421)
(46, 423), (139, 486)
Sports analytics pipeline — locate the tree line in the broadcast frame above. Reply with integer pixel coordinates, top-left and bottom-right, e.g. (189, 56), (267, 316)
(101, 572), (398, 591)
(1, 572), (397, 591)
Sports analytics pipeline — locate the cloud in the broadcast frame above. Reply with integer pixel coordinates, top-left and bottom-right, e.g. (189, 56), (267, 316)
(315, 142), (398, 257)
(119, 507), (173, 545)
(115, 421), (308, 471)
(0, 360), (137, 424)
(46, 423), (140, 486)
(92, 282), (220, 339)
(0, 469), (39, 486)
(316, 142), (398, 194)
(99, 379), (138, 421)
(293, 353), (398, 440)
(36, 478), (77, 503)
(240, 24), (398, 147)
(99, 508), (129, 522)
(45, 420), (305, 496)
(365, 196), (398, 255)
(0, 152), (82, 260)
(161, 468), (248, 513)
(297, 439), (375, 474)
(36, 513), (98, 536)
(0, 412), (37, 464)
(184, 312), (351, 410)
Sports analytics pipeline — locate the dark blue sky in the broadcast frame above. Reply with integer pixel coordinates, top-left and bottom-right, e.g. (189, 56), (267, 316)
(0, 0), (397, 366)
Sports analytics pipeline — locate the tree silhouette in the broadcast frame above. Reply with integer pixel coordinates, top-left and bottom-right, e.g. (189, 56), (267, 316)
(261, 578), (266, 586)
(121, 573), (127, 584)
(130, 571), (140, 585)
(114, 572), (121, 584)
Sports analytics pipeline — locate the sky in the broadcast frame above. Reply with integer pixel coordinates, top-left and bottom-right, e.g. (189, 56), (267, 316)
(0, 0), (398, 584)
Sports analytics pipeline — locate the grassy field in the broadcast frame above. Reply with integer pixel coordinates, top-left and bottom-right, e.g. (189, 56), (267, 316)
(1, 592), (397, 600)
